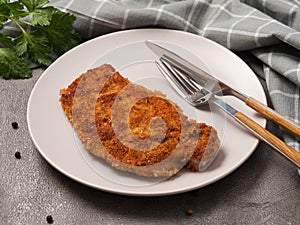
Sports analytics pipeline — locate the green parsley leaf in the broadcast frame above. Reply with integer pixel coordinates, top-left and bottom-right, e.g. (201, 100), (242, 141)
(19, 0), (49, 11)
(14, 34), (27, 56)
(7, 1), (25, 18)
(27, 31), (52, 66)
(0, 3), (10, 23)
(43, 8), (80, 55)
(31, 7), (52, 26)
(0, 32), (13, 47)
(0, 0), (81, 79)
(0, 48), (31, 79)
(15, 31), (52, 66)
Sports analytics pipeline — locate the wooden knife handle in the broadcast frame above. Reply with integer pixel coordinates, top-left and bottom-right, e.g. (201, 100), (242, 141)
(234, 111), (300, 167)
(246, 96), (300, 138)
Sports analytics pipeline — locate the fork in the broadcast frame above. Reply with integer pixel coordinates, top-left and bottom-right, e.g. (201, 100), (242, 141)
(156, 58), (300, 168)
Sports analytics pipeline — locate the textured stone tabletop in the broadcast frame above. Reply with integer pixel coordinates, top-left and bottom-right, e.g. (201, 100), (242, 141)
(1, 68), (300, 225)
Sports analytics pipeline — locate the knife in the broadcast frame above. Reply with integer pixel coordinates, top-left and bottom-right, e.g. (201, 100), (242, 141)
(145, 40), (300, 138)
(155, 54), (300, 168)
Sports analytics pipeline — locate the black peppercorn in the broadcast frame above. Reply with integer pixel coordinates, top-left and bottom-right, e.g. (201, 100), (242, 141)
(46, 215), (54, 224)
(11, 122), (19, 129)
(14, 151), (21, 159)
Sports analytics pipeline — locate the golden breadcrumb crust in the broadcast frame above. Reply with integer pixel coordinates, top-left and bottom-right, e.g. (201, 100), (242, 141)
(59, 64), (220, 177)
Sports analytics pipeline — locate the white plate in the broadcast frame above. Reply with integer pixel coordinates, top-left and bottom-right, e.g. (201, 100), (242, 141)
(27, 29), (266, 196)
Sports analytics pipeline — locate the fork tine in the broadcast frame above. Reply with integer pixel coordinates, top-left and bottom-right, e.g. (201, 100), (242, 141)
(155, 61), (191, 101)
(166, 62), (200, 92)
(160, 58), (210, 103)
(170, 66), (207, 102)
(160, 58), (196, 95)
(156, 59), (212, 106)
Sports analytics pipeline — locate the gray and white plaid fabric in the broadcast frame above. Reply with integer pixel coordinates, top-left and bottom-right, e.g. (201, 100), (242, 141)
(8, 0), (300, 150)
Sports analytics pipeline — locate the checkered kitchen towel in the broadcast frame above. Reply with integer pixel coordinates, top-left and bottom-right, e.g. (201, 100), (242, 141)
(49, 0), (300, 151)
(49, 0), (300, 152)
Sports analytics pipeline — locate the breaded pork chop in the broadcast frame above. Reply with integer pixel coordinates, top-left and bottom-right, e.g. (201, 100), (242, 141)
(59, 64), (220, 177)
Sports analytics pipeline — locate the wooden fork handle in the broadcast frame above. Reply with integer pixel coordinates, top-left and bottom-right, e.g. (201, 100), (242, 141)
(234, 111), (300, 168)
(246, 96), (300, 138)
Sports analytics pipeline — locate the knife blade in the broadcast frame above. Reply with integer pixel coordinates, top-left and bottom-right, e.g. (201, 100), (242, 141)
(145, 40), (242, 98)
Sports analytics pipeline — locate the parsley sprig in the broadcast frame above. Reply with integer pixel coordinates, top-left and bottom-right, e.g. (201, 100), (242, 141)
(0, 0), (81, 79)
